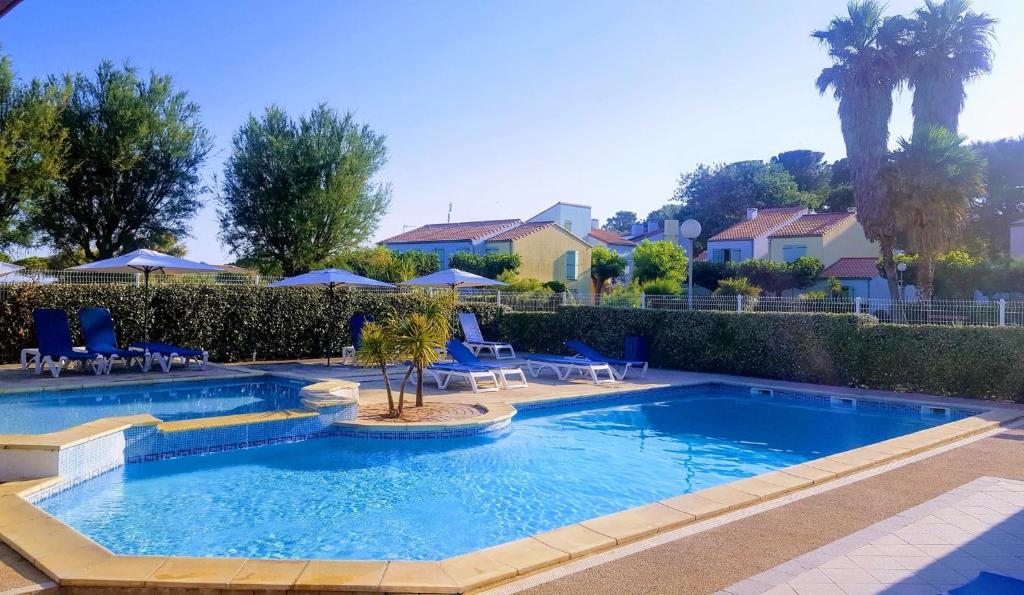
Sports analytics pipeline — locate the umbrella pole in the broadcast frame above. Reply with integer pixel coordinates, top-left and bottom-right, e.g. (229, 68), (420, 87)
(144, 270), (151, 344)
(327, 284), (335, 366)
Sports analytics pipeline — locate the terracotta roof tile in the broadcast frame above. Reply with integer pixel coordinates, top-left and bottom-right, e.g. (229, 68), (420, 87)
(588, 228), (636, 246)
(770, 212), (856, 238)
(381, 219), (521, 243)
(708, 207), (807, 241)
(488, 222), (556, 242)
(821, 257), (880, 279)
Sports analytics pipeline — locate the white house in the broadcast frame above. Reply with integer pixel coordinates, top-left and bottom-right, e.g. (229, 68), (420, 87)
(705, 207), (808, 263)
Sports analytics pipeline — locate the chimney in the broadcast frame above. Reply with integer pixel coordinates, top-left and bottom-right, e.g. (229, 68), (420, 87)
(847, 207), (857, 214)
(591, 218), (599, 230)
(746, 207), (758, 220)
(664, 219), (680, 238)
(647, 220), (659, 233)
(630, 223), (644, 237)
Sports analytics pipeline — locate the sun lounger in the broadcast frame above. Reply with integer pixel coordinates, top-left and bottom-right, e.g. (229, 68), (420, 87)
(445, 340), (527, 389)
(342, 313), (373, 361)
(564, 340), (648, 379)
(425, 363), (500, 393)
(130, 341), (208, 372)
(458, 312), (515, 359)
(79, 308), (149, 373)
(524, 354), (616, 384)
(31, 309), (106, 378)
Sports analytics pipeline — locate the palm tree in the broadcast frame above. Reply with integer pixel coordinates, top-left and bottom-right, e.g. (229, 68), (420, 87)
(887, 128), (985, 299)
(813, 1), (905, 298)
(393, 313), (446, 407)
(353, 321), (400, 417)
(905, 0), (996, 139)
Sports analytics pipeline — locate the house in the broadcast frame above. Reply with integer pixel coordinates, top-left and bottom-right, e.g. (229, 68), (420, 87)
(484, 222), (593, 293)
(1011, 219), (1024, 258)
(527, 202), (594, 240)
(705, 207), (808, 263)
(587, 227), (637, 279)
(818, 257), (890, 299)
(768, 210), (879, 267)
(379, 219), (521, 266)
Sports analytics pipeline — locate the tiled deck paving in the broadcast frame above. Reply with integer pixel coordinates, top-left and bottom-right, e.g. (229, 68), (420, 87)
(0, 358), (1022, 594)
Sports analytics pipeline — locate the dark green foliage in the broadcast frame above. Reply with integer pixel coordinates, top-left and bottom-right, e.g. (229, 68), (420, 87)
(691, 257), (823, 294)
(218, 104), (390, 275)
(447, 252), (520, 279)
(33, 61), (212, 260)
(542, 280), (568, 293)
(490, 307), (1024, 401)
(0, 284), (505, 364)
(968, 137), (1024, 258)
(602, 211), (638, 234)
(770, 150), (831, 194)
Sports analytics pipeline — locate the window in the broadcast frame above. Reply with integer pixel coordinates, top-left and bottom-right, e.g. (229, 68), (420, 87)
(433, 248), (445, 265)
(485, 246), (500, 255)
(566, 250), (579, 280)
(782, 245), (807, 263)
(712, 248), (742, 263)
(563, 219), (573, 232)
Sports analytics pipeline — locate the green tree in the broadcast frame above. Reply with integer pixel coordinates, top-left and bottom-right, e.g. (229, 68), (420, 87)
(905, 0), (996, 139)
(32, 61), (211, 260)
(787, 256), (825, 290)
(888, 128), (985, 299)
(770, 150), (831, 194)
(967, 137), (1024, 258)
(394, 312), (448, 408)
(603, 211), (638, 234)
(219, 104), (390, 275)
(672, 160), (814, 246)
(633, 240), (686, 283)
(354, 321), (401, 417)
(820, 158), (856, 212)
(0, 54), (68, 249)
(814, 1), (905, 299)
(713, 277), (761, 298)
(591, 245), (626, 291)
(330, 247), (438, 283)
(447, 252), (520, 278)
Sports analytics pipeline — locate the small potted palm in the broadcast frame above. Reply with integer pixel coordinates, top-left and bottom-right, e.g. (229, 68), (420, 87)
(394, 313), (449, 408)
(354, 321), (402, 418)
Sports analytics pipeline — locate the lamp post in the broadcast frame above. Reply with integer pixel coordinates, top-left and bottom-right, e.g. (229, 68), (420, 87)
(897, 262), (907, 301)
(680, 219), (702, 310)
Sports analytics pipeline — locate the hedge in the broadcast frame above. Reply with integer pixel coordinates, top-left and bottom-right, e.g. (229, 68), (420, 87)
(0, 284), (506, 364)
(485, 307), (1024, 402)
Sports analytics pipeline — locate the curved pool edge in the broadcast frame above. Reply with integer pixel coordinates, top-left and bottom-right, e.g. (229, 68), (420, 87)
(334, 402), (517, 439)
(1, 404), (1020, 594)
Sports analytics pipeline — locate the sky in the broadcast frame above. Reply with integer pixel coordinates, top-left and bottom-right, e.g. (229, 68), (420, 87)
(1, 0), (1022, 264)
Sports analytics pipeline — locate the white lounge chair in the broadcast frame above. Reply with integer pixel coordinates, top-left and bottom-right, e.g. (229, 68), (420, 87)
(524, 355), (616, 384)
(425, 363), (500, 393)
(458, 313), (515, 360)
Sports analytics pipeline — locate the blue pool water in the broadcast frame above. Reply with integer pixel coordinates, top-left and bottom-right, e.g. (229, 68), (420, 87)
(0, 377), (306, 433)
(40, 386), (969, 560)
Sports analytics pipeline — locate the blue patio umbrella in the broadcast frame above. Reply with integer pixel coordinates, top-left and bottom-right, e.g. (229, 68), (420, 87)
(270, 268), (394, 364)
(69, 250), (224, 342)
(400, 268), (506, 290)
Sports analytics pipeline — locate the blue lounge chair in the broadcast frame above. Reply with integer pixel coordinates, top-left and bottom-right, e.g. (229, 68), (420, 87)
(31, 309), (106, 378)
(445, 340), (527, 389)
(425, 362), (499, 393)
(79, 308), (149, 373)
(342, 313), (373, 361)
(458, 312), (515, 359)
(564, 340), (648, 379)
(523, 354), (616, 384)
(129, 341), (208, 372)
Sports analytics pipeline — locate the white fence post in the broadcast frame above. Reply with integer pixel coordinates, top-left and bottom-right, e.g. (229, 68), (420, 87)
(736, 295), (743, 312)
(561, 292), (567, 307)
(999, 298), (1006, 326)
(640, 293), (646, 309)
(496, 290), (502, 307)
(854, 297), (862, 314)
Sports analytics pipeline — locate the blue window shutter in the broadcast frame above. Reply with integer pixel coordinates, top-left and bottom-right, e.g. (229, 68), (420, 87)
(566, 250), (578, 280)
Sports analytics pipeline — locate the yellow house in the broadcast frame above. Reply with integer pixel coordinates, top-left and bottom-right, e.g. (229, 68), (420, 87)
(767, 211), (879, 267)
(485, 222), (592, 293)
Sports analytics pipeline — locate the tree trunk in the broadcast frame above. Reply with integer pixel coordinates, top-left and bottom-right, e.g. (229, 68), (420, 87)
(879, 238), (899, 301)
(919, 256), (935, 301)
(380, 364), (396, 417)
(415, 364), (424, 407)
(397, 366), (413, 416)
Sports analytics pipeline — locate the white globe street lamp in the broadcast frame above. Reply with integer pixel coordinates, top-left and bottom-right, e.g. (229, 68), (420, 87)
(680, 219), (702, 309)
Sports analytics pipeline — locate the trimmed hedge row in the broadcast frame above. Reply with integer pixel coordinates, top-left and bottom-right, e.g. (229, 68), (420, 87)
(484, 307), (1024, 402)
(0, 284), (506, 364)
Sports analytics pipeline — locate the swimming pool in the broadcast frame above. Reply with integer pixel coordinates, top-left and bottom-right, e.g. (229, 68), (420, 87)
(39, 385), (972, 560)
(0, 377), (307, 434)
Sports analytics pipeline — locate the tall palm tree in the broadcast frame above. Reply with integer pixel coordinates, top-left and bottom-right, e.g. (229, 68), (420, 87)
(905, 0), (996, 139)
(888, 128), (985, 299)
(813, 1), (905, 298)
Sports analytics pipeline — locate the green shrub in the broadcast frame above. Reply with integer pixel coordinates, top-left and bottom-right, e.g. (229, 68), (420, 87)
(494, 307), (1024, 401)
(713, 277), (761, 297)
(542, 280), (568, 293)
(0, 284), (506, 364)
(640, 278), (681, 295)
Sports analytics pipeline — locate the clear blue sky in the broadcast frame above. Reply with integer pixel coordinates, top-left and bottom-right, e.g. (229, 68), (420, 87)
(2, 0), (1022, 263)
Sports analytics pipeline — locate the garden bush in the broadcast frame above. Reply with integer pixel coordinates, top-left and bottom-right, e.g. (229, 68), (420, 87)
(490, 306), (1024, 401)
(0, 284), (506, 364)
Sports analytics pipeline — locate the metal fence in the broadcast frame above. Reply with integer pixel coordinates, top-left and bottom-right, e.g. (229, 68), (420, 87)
(2, 268), (1023, 326)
